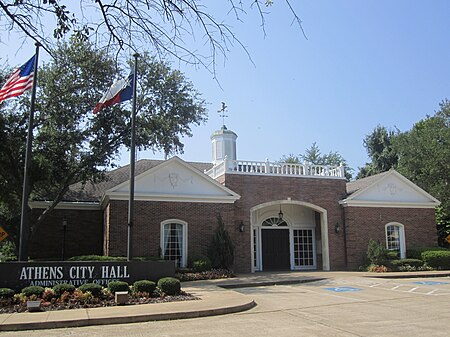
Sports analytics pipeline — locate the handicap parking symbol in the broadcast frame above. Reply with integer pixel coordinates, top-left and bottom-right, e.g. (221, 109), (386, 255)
(324, 286), (362, 292)
(413, 281), (449, 285)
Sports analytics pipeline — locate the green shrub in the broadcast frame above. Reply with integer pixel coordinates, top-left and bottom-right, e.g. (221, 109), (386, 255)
(53, 283), (76, 296)
(389, 259), (424, 271)
(133, 280), (156, 294)
(421, 250), (450, 269)
(207, 213), (234, 269)
(0, 240), (17, 262)
(406, 247), (446, 260)
(68, 255), (127, 261)
(367, 239), (388, 266)
(21, 286), (45, 297)
(157, 277), (181, 295)
(0, 288), (15, 299)
(387, 251), (399, 260)
(78, 283), (104, 297)
(107, 281), (129, 293)
(192, 256), (212, 272)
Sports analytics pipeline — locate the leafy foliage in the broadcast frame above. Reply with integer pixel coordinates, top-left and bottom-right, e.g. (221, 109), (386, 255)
(207, 213), (234, 270)
(366, 239), (388, 266)
(280, 142), (352, 180)
(132, 280), (156, 294)
(421, 250), (450, 269)
(357, 125), (399, 179)
(0, 39), (206, 254)
(157, 277), (181, 296)
(107, 281), (129, 294)
(388, 259), (424, 271)
(0, 288), (15, 299)
(191, 256), (212, 272)
(21, 286), (45, 297)
(78, 283), (103, 297)
(52, 284), (75, 296)
(357, 101), (449, 246)
(393, 102), (450, 245)
(0, 241), (17, 262)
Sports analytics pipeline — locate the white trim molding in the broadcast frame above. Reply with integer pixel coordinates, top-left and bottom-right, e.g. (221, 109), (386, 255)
(160, 219), (188, 268)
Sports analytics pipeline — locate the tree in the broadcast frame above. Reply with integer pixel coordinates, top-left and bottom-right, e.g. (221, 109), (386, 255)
(356, 125), (399, 179)
(0, 38), (207, 251)
(0, 1), (304, 73)
(393, 101), (450, 245)
(280, 142), (353, 180)
(207, 213), (234, 270)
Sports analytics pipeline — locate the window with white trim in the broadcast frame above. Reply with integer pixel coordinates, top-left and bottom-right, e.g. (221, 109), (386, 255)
(385, 223), (405, 259)
(161, 220), (187, 268)
(293, 229), (315, 268)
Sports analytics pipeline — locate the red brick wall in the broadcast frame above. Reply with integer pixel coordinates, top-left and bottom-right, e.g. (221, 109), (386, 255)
(222, 174), (348, 271)
(344, 207), (438, 269)
(30, 208), (103, 259)
(105, 200), (237, 265)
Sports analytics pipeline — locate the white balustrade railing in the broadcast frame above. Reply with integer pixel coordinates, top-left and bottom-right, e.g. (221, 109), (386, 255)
(205, 157), (346, 179)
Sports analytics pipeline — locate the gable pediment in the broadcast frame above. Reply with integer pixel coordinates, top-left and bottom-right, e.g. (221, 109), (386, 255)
(340, 170), (440, 208)
(105, 157), (240, 203)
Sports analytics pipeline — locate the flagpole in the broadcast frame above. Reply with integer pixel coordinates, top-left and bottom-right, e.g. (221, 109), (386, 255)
(19, 42), (40, 262)
(127, 53), (139, 261)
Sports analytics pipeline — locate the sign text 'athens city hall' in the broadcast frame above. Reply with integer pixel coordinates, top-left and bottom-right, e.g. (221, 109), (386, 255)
(0, 261), (175, 291)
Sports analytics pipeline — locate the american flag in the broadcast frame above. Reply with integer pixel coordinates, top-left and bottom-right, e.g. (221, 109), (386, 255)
(0, 55), (36, 104)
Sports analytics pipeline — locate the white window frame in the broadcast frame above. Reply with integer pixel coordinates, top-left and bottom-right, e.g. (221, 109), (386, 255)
(160, 219), (188, 268)
(290, 228), (316, 270)
(385, 222), (406, 259)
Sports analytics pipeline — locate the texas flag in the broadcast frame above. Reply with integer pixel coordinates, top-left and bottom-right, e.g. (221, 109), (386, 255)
(93, 73), (134, 113)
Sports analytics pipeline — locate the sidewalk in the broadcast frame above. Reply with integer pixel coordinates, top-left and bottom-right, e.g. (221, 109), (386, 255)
(1, 270), (449, 331)
(0, 283), (257, 332)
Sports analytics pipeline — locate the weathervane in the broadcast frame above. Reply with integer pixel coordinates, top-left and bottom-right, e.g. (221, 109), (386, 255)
(217, 101), (228, 127)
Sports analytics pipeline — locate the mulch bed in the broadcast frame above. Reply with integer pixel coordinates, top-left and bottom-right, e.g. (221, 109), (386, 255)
(0, 291), (199, 314)
(0, 269), (233, 314)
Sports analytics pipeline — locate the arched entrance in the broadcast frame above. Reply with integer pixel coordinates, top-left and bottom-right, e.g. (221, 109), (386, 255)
(250, 200), (330, 272)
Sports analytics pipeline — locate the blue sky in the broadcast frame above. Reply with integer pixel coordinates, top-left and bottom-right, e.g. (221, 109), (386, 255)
(2, 1), (450, 177)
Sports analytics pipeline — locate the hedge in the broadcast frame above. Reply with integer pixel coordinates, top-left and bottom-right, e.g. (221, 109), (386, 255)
(53, 283), (76, 296)
(157, 277), (181, 296)
(78, 283), (103, 297)
(406, 247), (447, 260)
(389, 259), (424, 271)
(107, 281), (129, 293)
(0, 288), (15, 299)
(192, 257), (212, 272)
(133, 280), (156, 294)
(421, 250), (450, 269)
(21, 286), (45, 297)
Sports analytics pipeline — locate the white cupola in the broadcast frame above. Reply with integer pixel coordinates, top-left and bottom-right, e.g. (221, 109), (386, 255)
(210, 125), (237, 164)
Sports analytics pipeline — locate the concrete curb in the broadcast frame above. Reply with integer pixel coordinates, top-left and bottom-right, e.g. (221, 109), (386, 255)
(364, 272), (450, 279)
(0, 287), (256, 332)
(217, 277), (326, 289)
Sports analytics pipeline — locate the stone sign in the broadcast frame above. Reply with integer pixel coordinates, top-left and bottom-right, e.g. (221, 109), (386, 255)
(0, 261), (175, 291)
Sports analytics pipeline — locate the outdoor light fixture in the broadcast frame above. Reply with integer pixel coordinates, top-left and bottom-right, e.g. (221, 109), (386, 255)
(239, 221), (245, 233)
(277, 205), (284, 224)
(335, 222), (340, 233)
(61, 218), (68, 261)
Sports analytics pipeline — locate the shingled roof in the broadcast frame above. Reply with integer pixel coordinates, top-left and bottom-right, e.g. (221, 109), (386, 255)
(62, 159), (213, 202)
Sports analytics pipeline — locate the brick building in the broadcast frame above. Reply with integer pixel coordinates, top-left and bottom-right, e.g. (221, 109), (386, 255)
(30, 126), (440, 272)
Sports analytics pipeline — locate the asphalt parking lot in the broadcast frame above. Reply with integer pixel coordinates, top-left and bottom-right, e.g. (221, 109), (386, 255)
(3, 274), (450, 337)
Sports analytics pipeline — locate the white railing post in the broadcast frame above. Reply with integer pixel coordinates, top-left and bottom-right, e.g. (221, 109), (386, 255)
(223, 155), (228, 173)
(339, 162), (345, 178)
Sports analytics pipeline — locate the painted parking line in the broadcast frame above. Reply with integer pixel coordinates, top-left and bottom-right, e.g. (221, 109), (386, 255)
(413, 281), (449, 285)
(324, 286), (362, 292)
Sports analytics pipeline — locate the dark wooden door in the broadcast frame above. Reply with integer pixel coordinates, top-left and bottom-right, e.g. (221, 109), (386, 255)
(261, 229), (290, 270)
